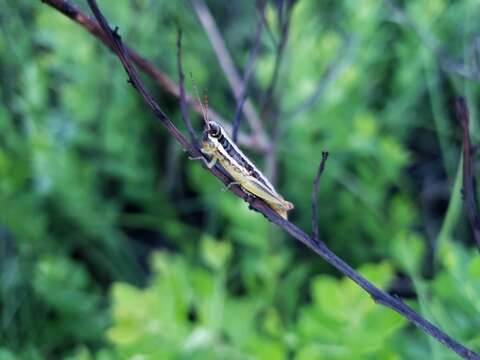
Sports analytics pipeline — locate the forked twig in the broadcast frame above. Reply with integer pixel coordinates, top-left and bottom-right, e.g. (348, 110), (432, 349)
(70, 1), (480, 358)
(190, 0), (269, 147)
(232, 13), (264, 143)
(261, 0), (295, 182)
(260, 0), (294, 118)
(255, 0), (277, 47)
(312, 152), (329, 243)
(455, 97), (480, 251)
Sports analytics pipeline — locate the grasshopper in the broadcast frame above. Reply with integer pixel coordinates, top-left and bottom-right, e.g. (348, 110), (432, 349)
(193, 92), (294, 219)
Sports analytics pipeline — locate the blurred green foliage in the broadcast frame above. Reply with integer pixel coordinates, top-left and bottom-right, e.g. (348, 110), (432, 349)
(106, 247), (403, 359)
(1, 0), (480, 359)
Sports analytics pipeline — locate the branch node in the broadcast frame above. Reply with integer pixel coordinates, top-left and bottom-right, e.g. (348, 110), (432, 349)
(112, 25), (121, 40)
(126, 77), (137, 89)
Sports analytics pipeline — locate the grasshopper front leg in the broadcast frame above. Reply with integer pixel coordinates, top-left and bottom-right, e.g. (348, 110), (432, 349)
(190, 154), (218, 169)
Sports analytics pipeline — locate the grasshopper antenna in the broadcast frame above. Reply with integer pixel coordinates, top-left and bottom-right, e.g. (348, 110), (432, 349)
(204, 91), (209, 125)
(190, 72), (210, 130)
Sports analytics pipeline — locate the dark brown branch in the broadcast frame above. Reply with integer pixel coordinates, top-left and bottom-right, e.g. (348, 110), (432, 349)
(176, 29), (197, 145)
(312, 152), (329, 243)
(41, 0), (268, 153)
(75, 1), (479, 358)
(86, 1), (192, 153)
(232, 13), (264, 143)
(455, 97), (480, 251)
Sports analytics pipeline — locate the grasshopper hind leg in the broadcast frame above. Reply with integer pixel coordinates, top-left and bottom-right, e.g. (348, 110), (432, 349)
(271, 205), (289, 220)
(221, 181), (241, 192)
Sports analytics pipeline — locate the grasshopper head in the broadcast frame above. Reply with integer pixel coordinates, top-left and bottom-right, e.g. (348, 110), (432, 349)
(206, 121), (221, 137)
(201, 121), (221, 155)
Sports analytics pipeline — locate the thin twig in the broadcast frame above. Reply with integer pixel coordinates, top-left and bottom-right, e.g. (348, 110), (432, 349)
(262, 0), (295, 182)
(232, 13), (264, 143)
(176, 28), (197, 144)
(164, 136), (182, 194)
(265, 119), (281, 183)
(312, 152), (329, 243)
(76, 2), (479, 358)
(41, 0), (269, 153)
(190, 0), (269, 148)
(260, 0), (294, 118)
(455, 97), (480, 251)
(86, 0), (193, 151)
(255, 0), (277, 47)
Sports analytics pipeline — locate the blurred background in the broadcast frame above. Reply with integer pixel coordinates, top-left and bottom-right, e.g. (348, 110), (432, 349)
(1, 0), (480, 358)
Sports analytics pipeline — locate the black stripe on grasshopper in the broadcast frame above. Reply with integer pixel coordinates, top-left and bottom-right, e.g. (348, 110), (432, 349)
(207, 122), (271, 189)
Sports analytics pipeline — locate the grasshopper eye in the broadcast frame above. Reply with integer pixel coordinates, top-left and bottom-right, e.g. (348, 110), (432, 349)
(209, 122), (221, 138)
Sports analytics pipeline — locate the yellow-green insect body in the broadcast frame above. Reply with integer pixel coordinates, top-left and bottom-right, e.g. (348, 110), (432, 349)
(201, 120), (294, 219)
